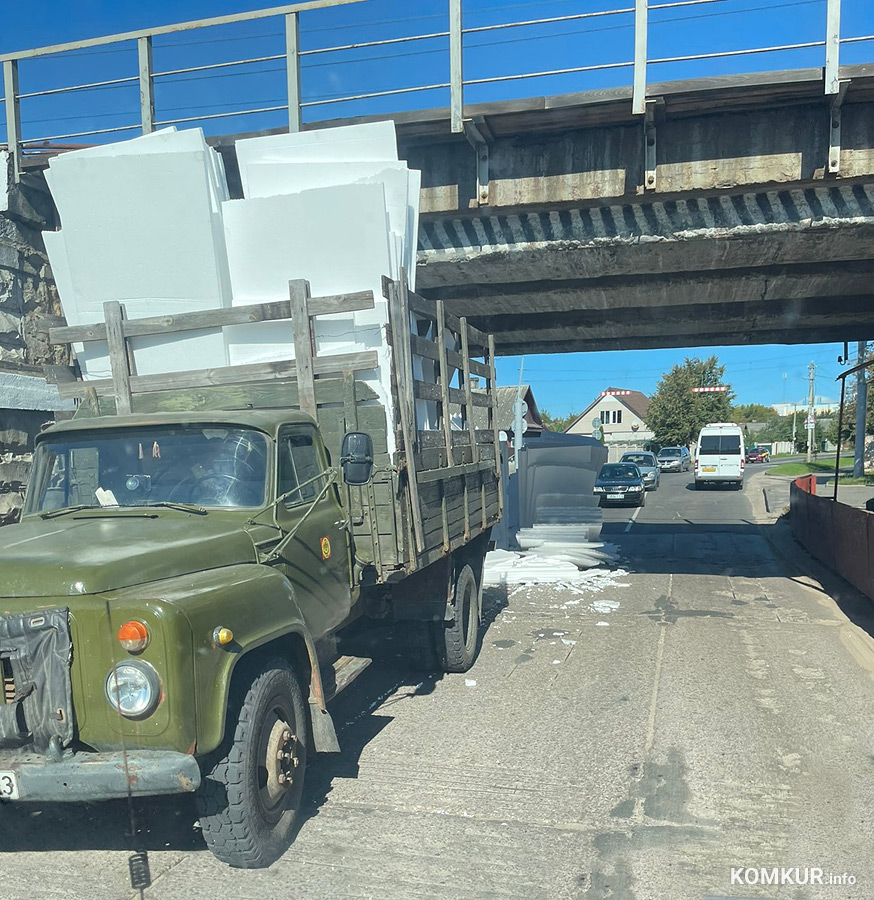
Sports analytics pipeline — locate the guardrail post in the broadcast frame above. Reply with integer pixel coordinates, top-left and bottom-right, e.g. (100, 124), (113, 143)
(825, 0), (841, 94)
(450, 0), (463, 133)
(3, 60), (22, 183)
(137, 36), (155, 134)
(286, 12), (302, 132)
(632, 0), (648, 115)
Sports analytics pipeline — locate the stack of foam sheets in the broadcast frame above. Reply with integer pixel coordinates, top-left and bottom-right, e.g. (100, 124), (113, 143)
(43, 122), (425, 455)
(44, 128), (232, 379)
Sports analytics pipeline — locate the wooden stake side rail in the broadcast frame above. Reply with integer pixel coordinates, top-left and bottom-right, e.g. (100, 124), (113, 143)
(408, 334), (490, 379)
(405, 292), (489, 349)
(49, 290), (375, 344)
(56, 350), (380, 400)
(50, 276), (502, 577)
(383, 280), (502, 560)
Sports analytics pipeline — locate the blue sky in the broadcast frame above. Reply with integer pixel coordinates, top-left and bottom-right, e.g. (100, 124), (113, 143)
(2, 0), (872, 413)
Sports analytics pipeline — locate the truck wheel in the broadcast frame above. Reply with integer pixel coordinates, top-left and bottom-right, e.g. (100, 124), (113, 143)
(196, 659), (308, 868)
(438, 564), (480, 673)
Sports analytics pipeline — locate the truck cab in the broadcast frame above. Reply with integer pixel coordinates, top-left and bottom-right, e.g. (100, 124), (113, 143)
(0, 408), (360, 865)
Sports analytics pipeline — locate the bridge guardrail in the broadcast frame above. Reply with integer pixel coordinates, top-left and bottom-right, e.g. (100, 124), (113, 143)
(1, 0), (873, 182)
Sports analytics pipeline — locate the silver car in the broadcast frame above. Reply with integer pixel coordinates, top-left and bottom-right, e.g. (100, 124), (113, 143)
(657, 446), (692, 472)
(619, 451), (660, 491)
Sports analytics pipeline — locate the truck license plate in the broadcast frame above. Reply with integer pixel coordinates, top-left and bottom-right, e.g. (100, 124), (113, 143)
(607, 493), (623, 500)
(0, 771), (19, 799)
(702, 466), (716, 472)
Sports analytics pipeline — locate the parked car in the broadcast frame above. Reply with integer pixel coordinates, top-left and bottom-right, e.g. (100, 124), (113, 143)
(620, 451), (660, 490)
(593, 463), (647, 507)
(745, 446), (770, 463)
(657, 446), (692, 472)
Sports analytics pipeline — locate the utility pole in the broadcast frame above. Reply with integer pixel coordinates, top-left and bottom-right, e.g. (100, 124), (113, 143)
(855, 342), (867, 478)
(792, 404), (797, 451)
(806, 361), (816, 463)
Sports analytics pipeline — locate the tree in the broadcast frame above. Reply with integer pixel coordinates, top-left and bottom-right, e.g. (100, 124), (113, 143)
(540, 408), (580, 433)
(647, 356), (735, 447)
(826, 395), (874, 447)
(732, 403), (778, 423)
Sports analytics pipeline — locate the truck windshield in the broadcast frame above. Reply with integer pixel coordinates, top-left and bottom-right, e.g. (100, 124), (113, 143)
(25, 426), (269, 513)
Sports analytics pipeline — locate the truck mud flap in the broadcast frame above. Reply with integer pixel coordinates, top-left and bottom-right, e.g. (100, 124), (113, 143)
(0, 609), (73, 752)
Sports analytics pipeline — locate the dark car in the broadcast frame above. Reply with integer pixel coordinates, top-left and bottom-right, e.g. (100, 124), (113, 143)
(745, 447), (770, 463)
(593, 463), (646, 507)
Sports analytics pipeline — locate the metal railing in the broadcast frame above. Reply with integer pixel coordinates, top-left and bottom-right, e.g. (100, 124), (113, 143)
(0, 0), (871, 181)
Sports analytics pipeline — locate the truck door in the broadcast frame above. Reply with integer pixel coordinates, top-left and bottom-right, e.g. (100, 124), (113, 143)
(274, 424), (352, 637)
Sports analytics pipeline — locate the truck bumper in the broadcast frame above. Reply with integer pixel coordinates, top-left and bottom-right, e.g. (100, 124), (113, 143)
(0, 750), (201, 802)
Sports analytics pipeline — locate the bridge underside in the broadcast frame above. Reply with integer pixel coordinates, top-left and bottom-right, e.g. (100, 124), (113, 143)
(416, 179), (874, 354)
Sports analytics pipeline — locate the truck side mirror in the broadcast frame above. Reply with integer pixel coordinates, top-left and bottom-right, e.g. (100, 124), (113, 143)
(340, 432), (374, 485)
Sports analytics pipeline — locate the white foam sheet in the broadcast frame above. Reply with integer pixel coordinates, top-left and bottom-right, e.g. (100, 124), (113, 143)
(44, 142), (232, 378)
(221, 183), (396, 451)
(235, 121), (399, 196)
(405, 169), (421, 290)
(243, 161), (415, 280)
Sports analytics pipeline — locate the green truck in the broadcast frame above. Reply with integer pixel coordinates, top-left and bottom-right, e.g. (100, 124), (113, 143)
(0, 278), (501, 868)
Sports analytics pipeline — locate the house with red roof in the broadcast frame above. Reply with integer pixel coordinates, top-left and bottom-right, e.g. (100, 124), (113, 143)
(564, 388), (653, 444)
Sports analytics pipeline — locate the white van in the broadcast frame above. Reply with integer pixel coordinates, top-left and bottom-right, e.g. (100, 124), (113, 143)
(694, 423), (745, 490)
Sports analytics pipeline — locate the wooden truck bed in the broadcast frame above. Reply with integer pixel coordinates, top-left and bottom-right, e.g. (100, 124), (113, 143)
(48, 276), (502, 583)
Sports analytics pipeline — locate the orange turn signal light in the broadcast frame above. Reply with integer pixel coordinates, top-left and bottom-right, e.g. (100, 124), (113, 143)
(214, 627), (234, 647)
(118, 620), (149, 653)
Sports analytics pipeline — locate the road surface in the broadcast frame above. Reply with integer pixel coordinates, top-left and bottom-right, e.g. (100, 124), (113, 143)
(2, 467), (873, 900)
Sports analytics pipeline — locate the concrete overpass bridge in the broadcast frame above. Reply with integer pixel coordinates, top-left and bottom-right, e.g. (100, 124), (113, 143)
(2, 0), (874, 357)
(218, 65), (874, 353)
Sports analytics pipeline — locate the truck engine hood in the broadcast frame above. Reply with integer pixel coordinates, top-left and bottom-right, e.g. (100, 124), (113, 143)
(0, 511), (258, 598)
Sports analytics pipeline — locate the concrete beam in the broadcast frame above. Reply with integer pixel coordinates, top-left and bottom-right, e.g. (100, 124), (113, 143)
(434, 261), (874, 317)
(476, 294), (874, 354)
(417, 223), (874, 291)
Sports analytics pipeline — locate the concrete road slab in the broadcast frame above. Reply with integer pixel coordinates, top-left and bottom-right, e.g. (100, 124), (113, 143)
(3, 466), (874, 899)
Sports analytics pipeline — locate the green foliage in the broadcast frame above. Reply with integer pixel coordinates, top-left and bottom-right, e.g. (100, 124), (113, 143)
(647, 356), (735, 447)
(732, 403), (779, 422)
(540, 408), (580, 433)
(825, 395), (874, 447)
(755, 414), (799, 444)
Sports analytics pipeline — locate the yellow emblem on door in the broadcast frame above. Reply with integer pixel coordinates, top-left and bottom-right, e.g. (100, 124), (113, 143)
(320, 536), (331, 560)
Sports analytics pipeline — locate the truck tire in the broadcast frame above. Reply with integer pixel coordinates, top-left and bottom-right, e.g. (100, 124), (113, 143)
(196, 659), (308, 868)
(438, 564), (480, 673)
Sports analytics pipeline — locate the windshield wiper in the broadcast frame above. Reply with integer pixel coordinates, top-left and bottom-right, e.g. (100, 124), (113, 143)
(39, 505), (94, 519)
(141, 501), (208, 514)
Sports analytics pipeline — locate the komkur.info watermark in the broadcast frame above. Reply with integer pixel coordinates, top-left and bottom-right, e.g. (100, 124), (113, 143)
(730, 868), (858, 887)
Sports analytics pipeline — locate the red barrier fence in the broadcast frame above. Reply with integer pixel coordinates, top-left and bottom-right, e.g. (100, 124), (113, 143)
(790, 476), (874, 600)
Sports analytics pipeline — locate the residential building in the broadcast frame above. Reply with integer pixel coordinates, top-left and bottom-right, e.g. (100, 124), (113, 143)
(564, 388), (653, 444)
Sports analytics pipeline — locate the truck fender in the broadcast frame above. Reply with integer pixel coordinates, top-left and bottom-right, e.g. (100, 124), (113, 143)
(164, 564), (340, 756)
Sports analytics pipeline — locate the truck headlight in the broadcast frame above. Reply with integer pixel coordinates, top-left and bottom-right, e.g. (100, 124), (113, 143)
(105, 661), (161, 718)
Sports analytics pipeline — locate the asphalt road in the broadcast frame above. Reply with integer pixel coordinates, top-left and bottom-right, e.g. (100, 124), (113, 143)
(3, 468), (874, 900)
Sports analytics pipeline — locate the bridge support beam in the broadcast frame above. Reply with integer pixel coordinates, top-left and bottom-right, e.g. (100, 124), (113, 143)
(285, 12), (302, 133)
(3, 60), (21, 184)
(829, 79), (850, 174)
(137, 37), (155, 134)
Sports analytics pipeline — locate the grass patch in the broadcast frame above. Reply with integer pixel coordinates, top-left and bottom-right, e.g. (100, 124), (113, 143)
(766, 457), (855, 477)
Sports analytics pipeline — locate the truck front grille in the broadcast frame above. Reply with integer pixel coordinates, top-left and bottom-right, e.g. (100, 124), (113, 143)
(2, 659), (14, 705)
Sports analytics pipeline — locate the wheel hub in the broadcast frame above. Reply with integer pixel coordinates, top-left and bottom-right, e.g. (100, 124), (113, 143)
(264, 719), (298, 804)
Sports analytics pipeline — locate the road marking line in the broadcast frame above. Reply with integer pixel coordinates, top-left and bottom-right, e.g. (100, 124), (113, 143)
(624, 505), (643, 533)
(634, 572), (670, 824)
